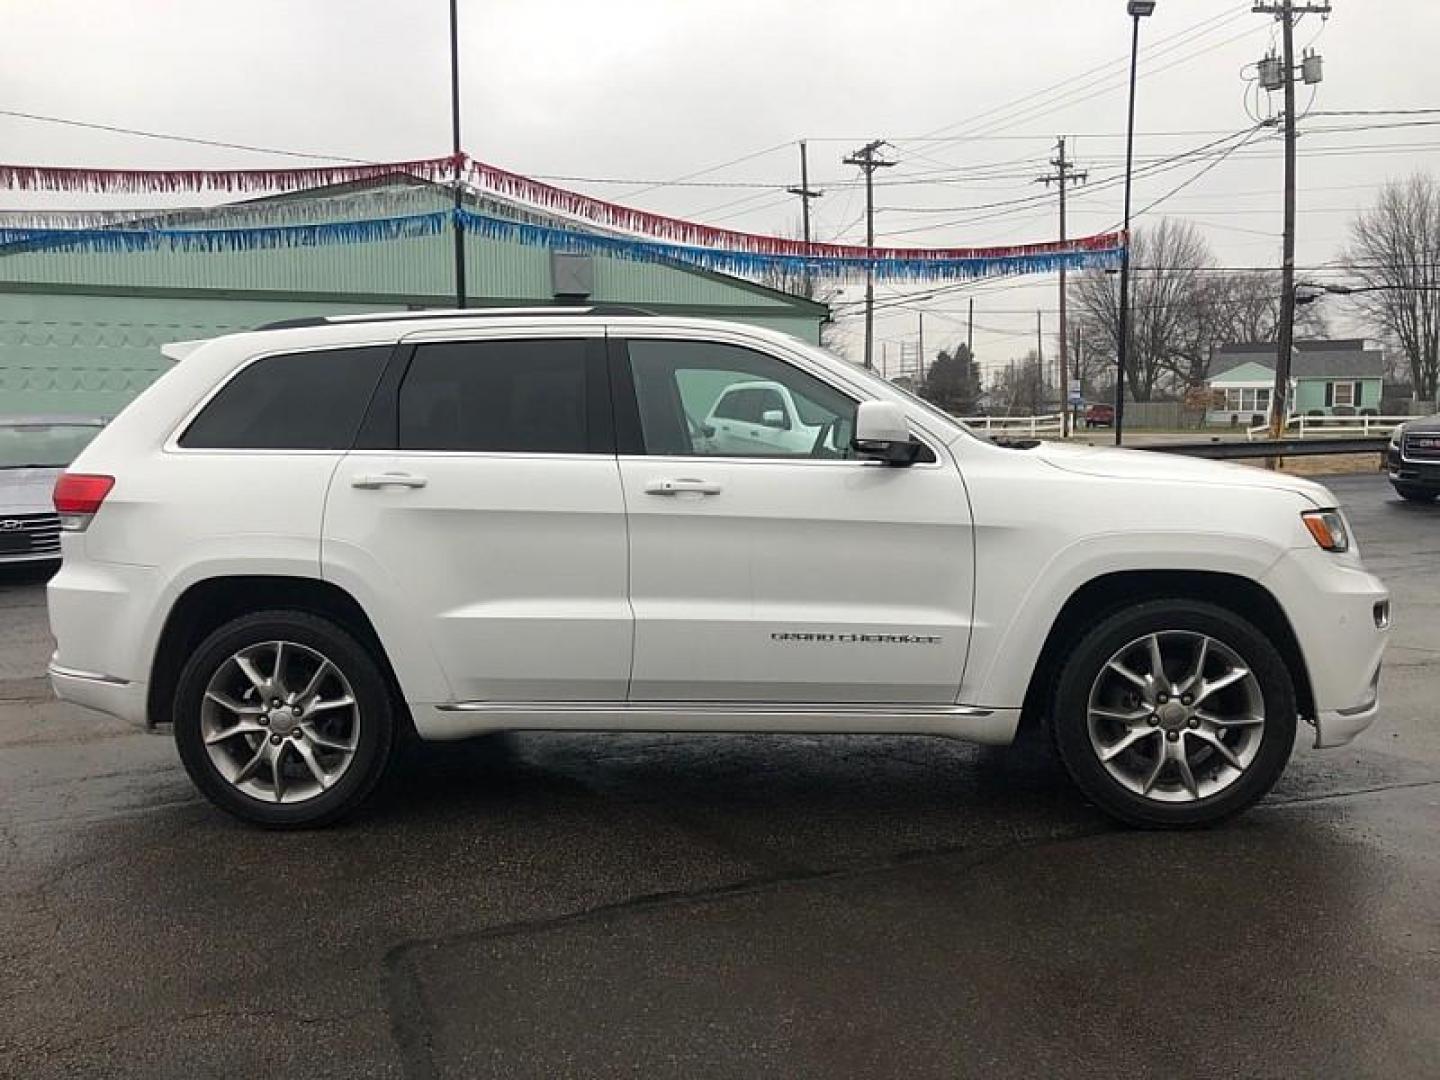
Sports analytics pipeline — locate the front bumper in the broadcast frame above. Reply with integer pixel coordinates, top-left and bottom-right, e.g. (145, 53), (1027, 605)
(1387, 446), (1440, 489)
(1261, 548), (1389, 748)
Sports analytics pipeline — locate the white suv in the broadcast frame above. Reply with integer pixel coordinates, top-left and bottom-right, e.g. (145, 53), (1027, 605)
(47, 309), (1390, 828)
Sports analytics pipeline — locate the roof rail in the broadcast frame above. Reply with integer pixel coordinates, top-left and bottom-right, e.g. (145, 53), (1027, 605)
(255, 305), (656, 331)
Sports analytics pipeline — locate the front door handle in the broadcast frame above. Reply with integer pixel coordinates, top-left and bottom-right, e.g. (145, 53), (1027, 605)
(351, 472), (428, 490)
(644, 478), (723, 496)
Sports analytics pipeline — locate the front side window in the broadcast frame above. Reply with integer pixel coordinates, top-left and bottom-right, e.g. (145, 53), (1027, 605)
(625, 339), (857, 459)
(180, 346), (391, 450)
(396, 339), (595, 453)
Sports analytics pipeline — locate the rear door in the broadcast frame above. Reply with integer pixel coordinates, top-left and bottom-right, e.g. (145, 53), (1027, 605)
(322, 330), (632, 703)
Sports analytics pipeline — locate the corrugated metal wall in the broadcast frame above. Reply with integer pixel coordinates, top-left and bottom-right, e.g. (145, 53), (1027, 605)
(0, 186), (824, 415)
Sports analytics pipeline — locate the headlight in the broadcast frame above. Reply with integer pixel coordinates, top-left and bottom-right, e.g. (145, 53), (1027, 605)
(1302, 509), (1350, 553)
(1389, 427), (1403, 447)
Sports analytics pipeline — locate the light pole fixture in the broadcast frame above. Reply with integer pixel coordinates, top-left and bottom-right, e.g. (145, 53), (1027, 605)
(1114, 0), (1155, 446)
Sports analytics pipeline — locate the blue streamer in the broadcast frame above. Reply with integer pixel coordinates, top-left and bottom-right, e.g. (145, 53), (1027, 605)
(0, 205), (1125, 283)
(0, 212), (447, 254)
(455, 209), (1125, 282)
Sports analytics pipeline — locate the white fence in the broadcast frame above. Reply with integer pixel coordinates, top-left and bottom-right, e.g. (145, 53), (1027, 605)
(1245, 414), (1408, 441)
(958, 414), (1065, 437)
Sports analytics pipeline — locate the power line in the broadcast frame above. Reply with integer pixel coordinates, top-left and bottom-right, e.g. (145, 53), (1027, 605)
(914, 4), (1253, 142)
(0, 107), (366, 162)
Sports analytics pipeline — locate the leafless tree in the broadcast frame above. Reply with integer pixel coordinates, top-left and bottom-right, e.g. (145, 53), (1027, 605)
(1073, 221), (1330, 395)
(989, 350), (1048, 414)
(1070, 219), (1213, 401)
(1344, 174), (1440, 402)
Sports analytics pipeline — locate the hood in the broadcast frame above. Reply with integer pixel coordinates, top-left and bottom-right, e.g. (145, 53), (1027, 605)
(1032, 441), (1334, 507)
(1399, 413), (1440, 434)
(0, 467), (61, 516)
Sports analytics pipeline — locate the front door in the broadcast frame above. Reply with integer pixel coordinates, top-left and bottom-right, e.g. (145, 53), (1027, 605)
(323, 332), (632, 703)
(613, 334), (975, 704)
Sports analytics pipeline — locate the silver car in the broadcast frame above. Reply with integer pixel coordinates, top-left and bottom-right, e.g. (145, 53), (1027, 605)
(0, 417), (106, 566)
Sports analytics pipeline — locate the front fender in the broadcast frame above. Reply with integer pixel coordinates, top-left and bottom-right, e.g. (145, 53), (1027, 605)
(961, 529), (1288, 709)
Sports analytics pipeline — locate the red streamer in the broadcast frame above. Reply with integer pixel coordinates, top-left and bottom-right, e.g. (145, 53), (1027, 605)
(466, 157), (1123, 261)
(0, 155), (459, 196)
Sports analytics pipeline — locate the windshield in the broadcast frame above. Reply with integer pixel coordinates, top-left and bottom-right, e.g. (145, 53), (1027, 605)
(0, 421), (105, 469)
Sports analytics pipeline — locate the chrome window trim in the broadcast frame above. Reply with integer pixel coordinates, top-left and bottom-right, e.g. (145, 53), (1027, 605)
(619, 333), (948, 467)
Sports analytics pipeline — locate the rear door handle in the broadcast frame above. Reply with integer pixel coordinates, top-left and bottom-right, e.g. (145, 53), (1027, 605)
(644, 478), (723, 496)
(351, 472), (428, 490)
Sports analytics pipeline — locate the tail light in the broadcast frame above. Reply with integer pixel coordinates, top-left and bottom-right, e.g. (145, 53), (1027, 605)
(53, 473), (115, 532)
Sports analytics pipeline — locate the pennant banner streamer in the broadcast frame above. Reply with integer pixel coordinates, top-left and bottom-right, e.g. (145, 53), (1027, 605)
(0, 152), (1124, 265)
(0, 186), (446, 230)
(0, 207), (1123, 282)
(0, 212), (447, 255)
(0, 156), (459, 196)
(464, 158), (1121, 262)
(456, 210), (1124, 283)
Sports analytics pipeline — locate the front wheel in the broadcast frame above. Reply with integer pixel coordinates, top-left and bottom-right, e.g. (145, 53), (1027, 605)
(173, 610), (396, 828)
(1049, 599), (1296, 828)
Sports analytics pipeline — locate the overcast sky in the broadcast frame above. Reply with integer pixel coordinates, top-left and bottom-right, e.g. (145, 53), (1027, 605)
(4, 0), (1439, 377)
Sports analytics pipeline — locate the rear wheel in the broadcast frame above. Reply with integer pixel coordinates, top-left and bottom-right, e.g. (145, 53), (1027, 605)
(1050, 599), (1296, 828)
(173, 610), (395, 828)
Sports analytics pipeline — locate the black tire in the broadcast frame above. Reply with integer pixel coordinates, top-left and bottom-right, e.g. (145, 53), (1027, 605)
(1049, 599), (1297, 828)
(1393, 484), (1437, 504)
(173, 610), (396, 828)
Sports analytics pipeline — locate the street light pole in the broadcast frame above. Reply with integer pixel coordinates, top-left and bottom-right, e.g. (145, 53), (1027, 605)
(1114, 0), (1155, 447)
(449, 0), (467, 309)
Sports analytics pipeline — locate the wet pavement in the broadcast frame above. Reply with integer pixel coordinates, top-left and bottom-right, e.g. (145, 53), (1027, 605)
(1, 474), (1436, 1078)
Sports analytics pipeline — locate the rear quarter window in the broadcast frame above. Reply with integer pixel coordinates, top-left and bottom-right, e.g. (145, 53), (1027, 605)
(179, 346), (391, 450)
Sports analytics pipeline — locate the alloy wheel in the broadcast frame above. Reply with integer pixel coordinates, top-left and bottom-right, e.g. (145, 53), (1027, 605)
(1086, 631), (1266, 804)
(199, 640), (361, 804)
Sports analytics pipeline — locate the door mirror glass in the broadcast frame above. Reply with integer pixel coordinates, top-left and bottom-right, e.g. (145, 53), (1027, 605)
(852, 401), (922, 466)
(760, 408), (787, 429)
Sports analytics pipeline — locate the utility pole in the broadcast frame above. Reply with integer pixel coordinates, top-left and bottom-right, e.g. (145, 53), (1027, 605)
(786, 141), (823, 297)
(1255, 0), (1331, 438)
(918, 312), (926, 384)
(1039, 136), (1087, 437)
(447, 0), (467, 309)
(967, 297), (975, 356)
(843, 140), (898, 369)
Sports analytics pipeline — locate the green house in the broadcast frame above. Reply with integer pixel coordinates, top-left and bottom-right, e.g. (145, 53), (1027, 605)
(0, 178), (828, 418)
(1206, 340), (1385, 425)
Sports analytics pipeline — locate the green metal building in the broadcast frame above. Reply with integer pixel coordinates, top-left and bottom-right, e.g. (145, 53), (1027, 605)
(0, 179), (828, 417)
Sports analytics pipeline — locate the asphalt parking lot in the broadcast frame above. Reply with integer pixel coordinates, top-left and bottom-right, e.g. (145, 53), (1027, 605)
(1, 472), (1436, 1079)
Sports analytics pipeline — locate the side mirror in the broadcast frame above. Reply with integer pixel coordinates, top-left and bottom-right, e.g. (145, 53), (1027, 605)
(852, 401), (921, 465)
(760, 408), (787, 429)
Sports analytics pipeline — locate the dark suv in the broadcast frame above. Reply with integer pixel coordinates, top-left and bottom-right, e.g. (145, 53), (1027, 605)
(1387, 416), (1440, 503)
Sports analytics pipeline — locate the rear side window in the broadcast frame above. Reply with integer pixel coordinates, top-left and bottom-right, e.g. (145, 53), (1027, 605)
(179, 346), (391, 450)
(396, 339), (597, 453)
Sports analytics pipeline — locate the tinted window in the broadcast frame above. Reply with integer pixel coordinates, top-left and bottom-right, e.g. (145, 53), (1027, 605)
(397, 339), (593, 453)
(626, 340), (857, 459)
(180, 346), (390, 450)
